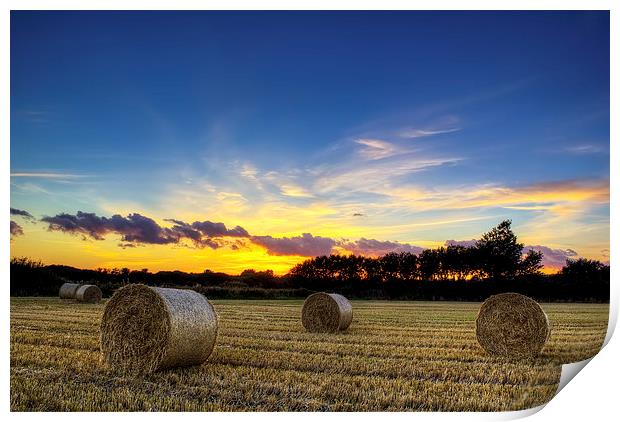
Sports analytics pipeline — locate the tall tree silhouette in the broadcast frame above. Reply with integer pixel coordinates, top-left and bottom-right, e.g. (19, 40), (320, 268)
(475, 220), (535, 280)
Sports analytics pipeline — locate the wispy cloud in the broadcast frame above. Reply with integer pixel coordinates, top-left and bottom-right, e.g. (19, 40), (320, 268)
(355, 139), (400, 160)
(378, 179), (609, 213)
(13, 110), (53, 124)
(216, 192), (249, 208)
(565, 144), (607, 154)
(313, 155), (462, 194)
(11, 172), (87, 179)
(399, 127), (461, 139)
(279, 184), (315, 198)
(239, 163), (261, 186)
(11, 182), (52, 195)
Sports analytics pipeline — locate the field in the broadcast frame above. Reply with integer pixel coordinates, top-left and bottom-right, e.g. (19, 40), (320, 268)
(11, 298), (608, 412)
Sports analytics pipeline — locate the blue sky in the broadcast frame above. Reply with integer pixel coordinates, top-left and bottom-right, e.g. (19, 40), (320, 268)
(10, 11), (610, 272)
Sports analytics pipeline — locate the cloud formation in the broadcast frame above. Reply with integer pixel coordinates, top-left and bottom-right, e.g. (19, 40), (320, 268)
(11, 172), (85, 179)
(39, 210), (587, 269)
(338, 238), (424, 257)
(167, 219), (249, 238)
(251, 233), (337, 257)
(10, 208), (35, 220)
(565, 144), (607, 154)
(524, 245), (579, 270)
(42, 212), (180, 243)
(10, 221), (24, 238)
(383, 179), (609, 213)
(41, 211), (249, 249)
(400, 127), (460, 139)
(355, 139), (399, 160)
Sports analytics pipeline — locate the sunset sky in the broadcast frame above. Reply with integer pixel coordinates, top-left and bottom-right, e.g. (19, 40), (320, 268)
(10, 11), (609, 274)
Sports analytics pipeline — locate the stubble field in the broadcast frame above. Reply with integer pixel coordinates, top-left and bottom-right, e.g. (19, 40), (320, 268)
(10, 298), (608, 411)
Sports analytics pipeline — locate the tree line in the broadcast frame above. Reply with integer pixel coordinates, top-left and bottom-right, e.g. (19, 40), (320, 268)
(287, 220), (608, 302)
(290, 220), (544, 284)
(10, 220), (609, 302)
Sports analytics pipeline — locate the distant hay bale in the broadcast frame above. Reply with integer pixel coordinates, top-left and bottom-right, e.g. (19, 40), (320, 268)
(302, 292), (352, 333)
(59, 283), (81, 299)
(476, 292), (550, 359)
(100, 284), (218, 373)
(75, 284), (102, 303)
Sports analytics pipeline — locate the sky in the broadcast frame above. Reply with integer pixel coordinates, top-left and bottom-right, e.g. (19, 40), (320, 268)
(10, 11), (610, 274)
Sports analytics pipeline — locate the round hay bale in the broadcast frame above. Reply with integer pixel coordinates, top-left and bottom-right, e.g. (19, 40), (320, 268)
(100, 284), (218, 373)
(476, 292), (550, 359)
(302, 292), (352, 333)
(75, 284), (102, 303)
(59, 282), (81, 299)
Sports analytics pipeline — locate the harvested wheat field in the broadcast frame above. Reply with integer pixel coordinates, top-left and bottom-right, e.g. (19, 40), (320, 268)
(10, 298), (608, 412)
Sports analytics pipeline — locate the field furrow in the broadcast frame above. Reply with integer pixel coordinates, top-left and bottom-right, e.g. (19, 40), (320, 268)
(10, 298), (608, 411)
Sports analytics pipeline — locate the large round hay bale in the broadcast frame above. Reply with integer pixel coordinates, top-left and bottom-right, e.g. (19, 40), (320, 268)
(302, 292), (352, 333)
(75, 284), (102, 303)
(59, 282), (81, 299)
(100, 284), (218, 373)
(476, 292), (550, 359)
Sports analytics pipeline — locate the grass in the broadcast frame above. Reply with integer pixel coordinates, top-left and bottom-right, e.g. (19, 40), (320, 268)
(10, 298), (608, 411)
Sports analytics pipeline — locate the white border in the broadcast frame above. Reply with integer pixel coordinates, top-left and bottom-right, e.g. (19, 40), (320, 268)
(2, 1), (617, 420)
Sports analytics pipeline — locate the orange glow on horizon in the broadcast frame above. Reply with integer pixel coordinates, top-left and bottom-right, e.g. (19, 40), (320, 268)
(10, 227), (603, 276)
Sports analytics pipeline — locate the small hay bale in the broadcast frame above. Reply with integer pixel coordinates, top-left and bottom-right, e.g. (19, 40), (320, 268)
(476, 292), (550, 359)
(100, 284), (218, 373)
(75, 284), (103, 304)
(302, 292), (352, 333)
(59, 282), (81, 299)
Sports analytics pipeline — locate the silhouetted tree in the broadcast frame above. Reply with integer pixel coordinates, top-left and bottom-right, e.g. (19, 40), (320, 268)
(518, 249), (544, 276)
(475, 220), (525, 280)
(8, 220), (610, 302)
(419, 249), (440, 281)
(562, 258), (609, 284)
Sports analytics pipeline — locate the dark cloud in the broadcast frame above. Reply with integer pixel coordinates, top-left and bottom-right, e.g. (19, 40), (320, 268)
(42, 212), (181, 244)
(524, 245), (579, 270)
(10, 221), (24, 238)
(165, 219), (249, 248)
(118, 242), (141, 249)
(338, 238), (424, 257)
(42, 211), (251, 249)
(251, 233), (337, 257)
(39, 210), (585, 269)
(10, 208), (34, 220)
(164, 219), (203, 244)
(190, 221), (249, 238)
(230, 239), (247, 251)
